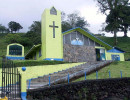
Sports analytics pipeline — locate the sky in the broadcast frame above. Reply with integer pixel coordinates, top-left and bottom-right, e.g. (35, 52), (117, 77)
(0, 0), (129, 37)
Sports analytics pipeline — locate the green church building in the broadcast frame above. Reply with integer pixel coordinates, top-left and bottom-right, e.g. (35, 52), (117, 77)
(25, 7), (125, 62)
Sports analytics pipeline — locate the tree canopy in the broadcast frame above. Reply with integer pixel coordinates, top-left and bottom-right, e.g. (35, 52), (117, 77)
(8, 21), (23, 33)
(62, 11), (90, 32)
(95, 0), (130, 45)
(0, 24), (8, 33)
(29, 21), (41, 34)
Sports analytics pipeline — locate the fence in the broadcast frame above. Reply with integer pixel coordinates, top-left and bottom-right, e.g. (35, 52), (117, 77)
(46, 70), (124, 86)
(0, 56), (21, 100)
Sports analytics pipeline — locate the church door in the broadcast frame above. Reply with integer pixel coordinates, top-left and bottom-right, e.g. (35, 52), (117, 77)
(96, 49), (106, 61)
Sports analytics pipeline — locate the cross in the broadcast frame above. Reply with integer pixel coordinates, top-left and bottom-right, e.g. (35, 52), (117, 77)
(49, 21), (58, 38)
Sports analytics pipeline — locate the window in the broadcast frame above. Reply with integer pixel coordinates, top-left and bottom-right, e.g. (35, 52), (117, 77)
(9, 45), (22, 55)
(71, 38), (84, 46)
(111, 55), (120, 61)
(50, 7), (57, 15)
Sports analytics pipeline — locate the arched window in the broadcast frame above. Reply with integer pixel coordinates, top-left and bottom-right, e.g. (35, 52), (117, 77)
(9, 45), (22, 55)
(71, 38), (84, 45)
(50, 7), (57, 15)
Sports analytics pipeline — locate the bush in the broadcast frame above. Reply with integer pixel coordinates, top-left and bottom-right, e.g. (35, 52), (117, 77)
(0, 60), (68, 68)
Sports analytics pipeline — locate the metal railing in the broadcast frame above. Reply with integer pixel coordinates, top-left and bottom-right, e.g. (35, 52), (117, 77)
(0, 57), (21, 100)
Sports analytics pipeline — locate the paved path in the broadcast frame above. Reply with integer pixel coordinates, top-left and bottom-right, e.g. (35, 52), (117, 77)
(27, 61), (112, 90)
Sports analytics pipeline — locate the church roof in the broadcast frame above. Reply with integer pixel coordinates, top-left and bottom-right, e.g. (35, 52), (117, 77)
(25, 44), (41, 59)
(107, 47), (125, 53)
(62, 27), (113, 50)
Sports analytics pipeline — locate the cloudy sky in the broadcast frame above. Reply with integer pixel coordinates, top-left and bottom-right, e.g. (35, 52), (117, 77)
(0, 0), (129, 37)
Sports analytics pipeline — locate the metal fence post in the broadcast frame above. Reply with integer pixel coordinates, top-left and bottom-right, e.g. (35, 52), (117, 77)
(49, 76), (51, 86)
(120, 71), (122, 78)
(109, 71), (111, 78)
(28, 79), (32, 89)
(96, 71), (98, 79)
(85, 72), (87, 80)
(68, 74), (69, 84)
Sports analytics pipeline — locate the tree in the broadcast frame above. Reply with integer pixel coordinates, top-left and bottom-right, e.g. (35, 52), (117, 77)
(29, 21), (41, 34)
(62, 21), (72, 32)
(8, 21), (23, 33)
(76, 17), (90, 29)
(95, 0), (129, 15)
(0, 24), (7, 33)
(62, 11), (90, 32)
(67, 12), (79, 28)
(95, 0), (129, 45)
(118, 5), (130, 37)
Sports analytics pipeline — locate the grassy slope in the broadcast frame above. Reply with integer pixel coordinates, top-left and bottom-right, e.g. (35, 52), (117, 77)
(0, 33), (8, 56)
(99, 37), (130, 60)
(0, 33), (30, 56)
(73, 61), (130, 82)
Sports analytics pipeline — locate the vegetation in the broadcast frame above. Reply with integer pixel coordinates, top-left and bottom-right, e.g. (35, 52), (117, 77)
(99, 36), (130, 60)
(0, 24), (9, 33)
(0, 60), (67, 68)
(8, 21), (23, 33)
(0, 33), (31, 56)
(62, 11), (90, 32)
(95, 0), (130, 45)
(73, 61), (130, 82)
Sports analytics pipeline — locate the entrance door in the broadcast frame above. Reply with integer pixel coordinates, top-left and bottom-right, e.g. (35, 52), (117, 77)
(96, 49), (106, 61)
(96, 49), (100, 61)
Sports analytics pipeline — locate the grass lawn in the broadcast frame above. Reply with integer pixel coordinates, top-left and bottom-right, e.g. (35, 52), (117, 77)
(73, 61), (130, 82)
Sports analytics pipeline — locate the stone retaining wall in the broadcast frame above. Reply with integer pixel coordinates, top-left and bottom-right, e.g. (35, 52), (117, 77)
(27, 78), (130, 100)
(63, 44), (96, 62)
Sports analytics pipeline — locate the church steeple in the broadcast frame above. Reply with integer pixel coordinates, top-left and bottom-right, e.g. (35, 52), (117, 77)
(41, 7), (63, 61)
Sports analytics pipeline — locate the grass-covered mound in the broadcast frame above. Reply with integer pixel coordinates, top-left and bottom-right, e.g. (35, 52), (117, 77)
(73, 61), (130, 82)
(0, 60), (68, 68)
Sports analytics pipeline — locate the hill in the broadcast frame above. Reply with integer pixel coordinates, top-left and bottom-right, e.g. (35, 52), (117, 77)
(0, 33), (130, 60)
(99, 37), (130, 60)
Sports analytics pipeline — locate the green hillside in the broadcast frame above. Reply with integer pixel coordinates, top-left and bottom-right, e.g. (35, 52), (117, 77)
(0, 33), (32, 57)
(0, 33), (130, 60)
(99, 37), (130, 60)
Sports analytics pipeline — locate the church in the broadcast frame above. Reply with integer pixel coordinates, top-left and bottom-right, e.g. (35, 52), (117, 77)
(6, 7), (125, 62)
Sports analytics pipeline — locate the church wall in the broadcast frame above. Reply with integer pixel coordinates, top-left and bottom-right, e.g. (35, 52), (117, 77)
(63, 31), (100, 47)
(106, 52), (125, 61)
(63, 44), (96, 62)
(32, 48), (43, 60)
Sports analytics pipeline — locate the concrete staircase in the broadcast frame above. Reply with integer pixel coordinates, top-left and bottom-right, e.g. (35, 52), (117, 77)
(27, 61), (112, 90)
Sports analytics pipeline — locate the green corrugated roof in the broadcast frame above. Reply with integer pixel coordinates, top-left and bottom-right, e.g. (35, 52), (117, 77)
(62, 27), (113, 50)
(25, 44), (41, 59)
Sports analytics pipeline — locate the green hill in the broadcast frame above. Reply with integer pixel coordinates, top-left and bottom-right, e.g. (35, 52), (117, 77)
(0, 33), (31, 57)
(99, 37), (130, 60)
(0, 33), (130, 60)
